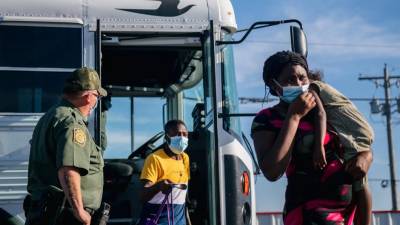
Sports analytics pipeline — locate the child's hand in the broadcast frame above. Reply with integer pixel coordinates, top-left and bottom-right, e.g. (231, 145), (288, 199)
(313, 145), (327, 170)
(345, 151), (372, 179)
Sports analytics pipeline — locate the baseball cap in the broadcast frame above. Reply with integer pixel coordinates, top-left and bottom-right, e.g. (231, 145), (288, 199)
(64, 67), (107, 96)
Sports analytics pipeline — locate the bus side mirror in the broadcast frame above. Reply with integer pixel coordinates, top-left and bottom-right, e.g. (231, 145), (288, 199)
(290, 26), (308, 58)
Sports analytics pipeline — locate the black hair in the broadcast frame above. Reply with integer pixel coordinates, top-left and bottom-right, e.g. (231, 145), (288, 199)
(308, 69), (324, 81)
(164, 119), (187, 134)
(263, 51), (309, 96)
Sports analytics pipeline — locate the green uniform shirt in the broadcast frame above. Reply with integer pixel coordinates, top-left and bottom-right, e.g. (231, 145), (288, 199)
(27, 99), (104, 210)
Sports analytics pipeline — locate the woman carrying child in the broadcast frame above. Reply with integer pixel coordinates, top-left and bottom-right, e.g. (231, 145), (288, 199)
(252, 51), (373, 225)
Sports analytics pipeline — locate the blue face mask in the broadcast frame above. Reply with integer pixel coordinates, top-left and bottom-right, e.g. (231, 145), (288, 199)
(273, 79), (309, 103)
(167, 136), (189, 155)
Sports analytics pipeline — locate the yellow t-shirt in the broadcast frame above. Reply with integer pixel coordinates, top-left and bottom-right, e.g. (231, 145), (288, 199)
(140, 148), (190, 185)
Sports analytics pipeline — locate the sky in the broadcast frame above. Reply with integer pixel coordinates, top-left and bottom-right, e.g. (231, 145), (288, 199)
(229, 0), (400, 211)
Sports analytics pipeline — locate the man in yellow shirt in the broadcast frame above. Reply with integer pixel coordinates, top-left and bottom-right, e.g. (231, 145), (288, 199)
(138, 120), (190, 225)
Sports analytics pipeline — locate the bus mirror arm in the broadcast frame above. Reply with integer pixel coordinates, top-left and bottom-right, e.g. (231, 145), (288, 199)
(216, 19), (307, 57)
(216, 19), (302, 45)
(217, 113), (257, 118)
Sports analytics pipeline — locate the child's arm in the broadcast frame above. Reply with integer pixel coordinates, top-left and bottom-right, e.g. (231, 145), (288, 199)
(353, 185), (372, 225)
(309, 87), (327, 169)
(347, 152), (373, 225)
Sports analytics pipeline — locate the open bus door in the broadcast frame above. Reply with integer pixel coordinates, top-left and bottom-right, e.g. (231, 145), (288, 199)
(184, 20), (220, 225)
(92, 21), (144, 225)
(187, 18), (257, 225)
(187, 20), (256, 225)
(202, 20), (256, 225)
(202, 20), (220, 225)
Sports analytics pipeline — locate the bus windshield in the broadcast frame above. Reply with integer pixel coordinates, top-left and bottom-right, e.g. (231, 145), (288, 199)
(222, 34), (241, 136)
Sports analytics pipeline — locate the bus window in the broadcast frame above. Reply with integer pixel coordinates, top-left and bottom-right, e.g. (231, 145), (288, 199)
(104, 97), (131, 159)
(133, 98), (164, 150)
(0, 71), (70, 112)
(0, 25), (82, 68)
(183, 80), (204, 131)
(0, 25), (82, 113)
(222, 35), (242, 136)
(104, 97), (165, 159)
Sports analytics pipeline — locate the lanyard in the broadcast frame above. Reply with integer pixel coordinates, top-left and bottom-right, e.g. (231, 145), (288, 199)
(151, 188), (175, 225)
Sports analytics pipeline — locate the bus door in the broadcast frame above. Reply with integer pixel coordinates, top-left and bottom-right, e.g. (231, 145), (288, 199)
(186, 21), (220, 225)
(203, 21), (221, 225)
(191, 21), (255, 225)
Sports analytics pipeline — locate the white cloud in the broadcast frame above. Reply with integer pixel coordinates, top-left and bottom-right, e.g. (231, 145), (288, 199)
(107, 115), (130, 123)
(135, 117), (164, 127)
(107, 132), (131, 145)
(107, 131), (161, 147)
(106, 112), (163, 127)
(234, 44), (264, 83)
(232, 8), (400, 94)
(307, 15), (400, 58)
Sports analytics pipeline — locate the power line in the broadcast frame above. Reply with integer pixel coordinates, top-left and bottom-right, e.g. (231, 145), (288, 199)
(359, 64), (400, 210)
(239, 97), (398, 104)
(239, 40), (400, 49)
(254, 175), (400, 183)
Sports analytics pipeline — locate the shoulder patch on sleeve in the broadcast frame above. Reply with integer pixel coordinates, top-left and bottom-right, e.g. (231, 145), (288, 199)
(73, 128), (86, 146)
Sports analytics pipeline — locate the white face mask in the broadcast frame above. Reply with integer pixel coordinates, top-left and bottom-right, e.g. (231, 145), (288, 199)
(89, 99), (98, 115)
(273, 79), (309, 103)
(167, 135), (189, 155)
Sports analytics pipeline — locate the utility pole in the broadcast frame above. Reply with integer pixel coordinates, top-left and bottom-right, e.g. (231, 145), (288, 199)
(359, 64), (400, 210)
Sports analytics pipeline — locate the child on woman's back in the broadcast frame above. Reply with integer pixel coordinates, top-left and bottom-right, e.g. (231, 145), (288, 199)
(308, 70), (373, 225)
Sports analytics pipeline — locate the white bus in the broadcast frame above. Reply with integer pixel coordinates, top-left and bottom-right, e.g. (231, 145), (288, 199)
(0, 0), (306, 224)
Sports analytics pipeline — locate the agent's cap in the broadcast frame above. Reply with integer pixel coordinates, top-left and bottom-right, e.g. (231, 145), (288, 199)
(64, 67), (107, 96)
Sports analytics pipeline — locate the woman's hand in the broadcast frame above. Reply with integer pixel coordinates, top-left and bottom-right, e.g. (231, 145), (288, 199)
(288, 92), (316, 118)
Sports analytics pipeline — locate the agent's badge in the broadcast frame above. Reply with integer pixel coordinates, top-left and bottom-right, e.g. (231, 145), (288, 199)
(73, 128), (86, 146)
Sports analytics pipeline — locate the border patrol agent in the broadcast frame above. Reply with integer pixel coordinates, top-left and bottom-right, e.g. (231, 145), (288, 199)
(26, 67), (107, 225)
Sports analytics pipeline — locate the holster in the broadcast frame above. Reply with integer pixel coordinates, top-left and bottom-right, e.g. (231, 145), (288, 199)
(45, 185), (66, 225)
(26, 185), (66, 225)
(91, 202), (111, 225)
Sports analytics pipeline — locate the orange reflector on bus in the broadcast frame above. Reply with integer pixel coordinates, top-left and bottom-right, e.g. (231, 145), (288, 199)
(241, 171), (250, 196)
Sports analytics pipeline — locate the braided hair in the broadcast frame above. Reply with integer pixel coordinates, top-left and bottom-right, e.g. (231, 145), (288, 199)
(263, 51), (309, 96)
